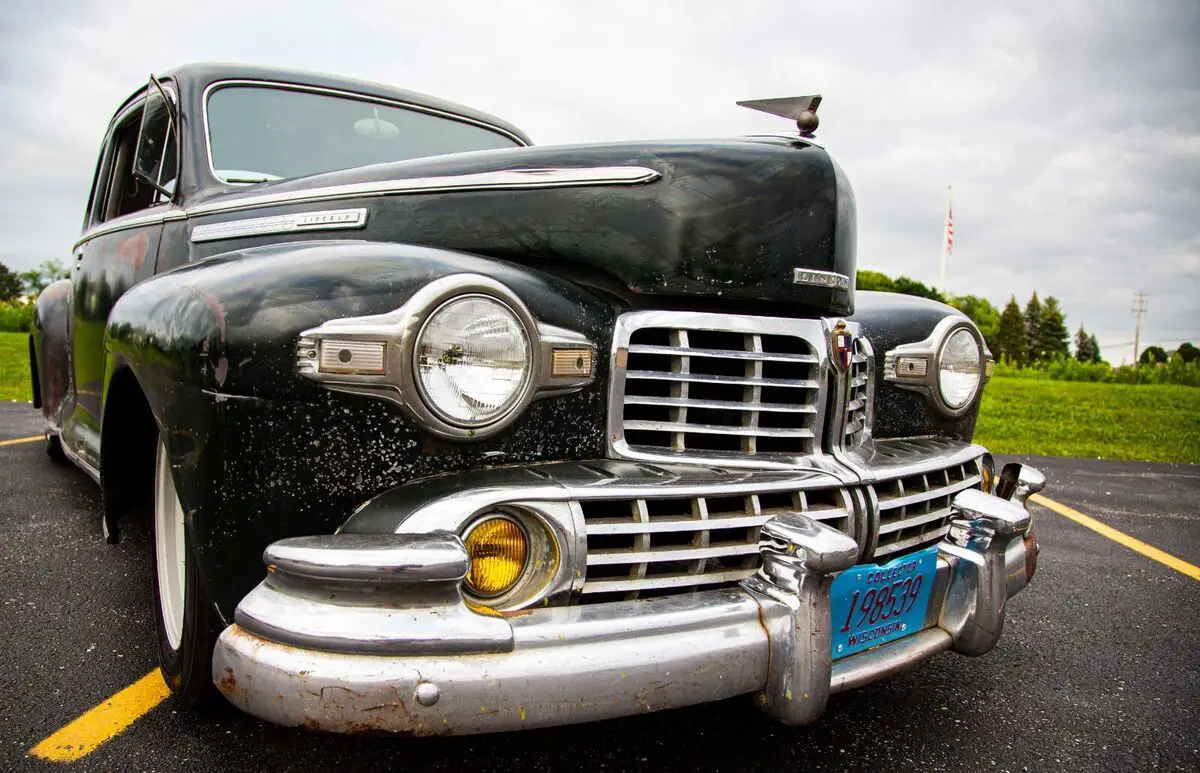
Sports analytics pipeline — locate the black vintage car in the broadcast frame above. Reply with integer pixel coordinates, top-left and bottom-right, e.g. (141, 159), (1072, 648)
(30, 63), (1044, 734)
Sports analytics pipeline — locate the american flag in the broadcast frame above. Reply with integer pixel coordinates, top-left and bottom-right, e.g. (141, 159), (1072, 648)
(943, 186), (954, 256)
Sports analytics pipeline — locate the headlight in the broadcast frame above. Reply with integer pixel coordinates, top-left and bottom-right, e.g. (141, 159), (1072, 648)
(937, 327), (982, 409)
(297, 273), (596, 440)
(415, 295), (532, 427)
(884, 316), (990, 416)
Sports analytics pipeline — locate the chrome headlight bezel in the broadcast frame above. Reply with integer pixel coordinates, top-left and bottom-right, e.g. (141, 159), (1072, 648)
(883, 316), (990, 417)
(296, 273), (595, 440)
(410, 291), (537, 433)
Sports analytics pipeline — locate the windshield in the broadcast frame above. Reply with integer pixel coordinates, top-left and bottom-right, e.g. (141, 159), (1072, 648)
(206, 85), (522, 183)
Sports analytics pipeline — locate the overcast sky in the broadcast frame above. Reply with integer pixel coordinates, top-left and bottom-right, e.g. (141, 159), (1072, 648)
(1, 0), (1197, 362)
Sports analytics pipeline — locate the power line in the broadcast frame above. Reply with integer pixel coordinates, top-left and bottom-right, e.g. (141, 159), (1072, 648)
(1100, 337), (1195, 349)
(1131, 291), (1148, 364)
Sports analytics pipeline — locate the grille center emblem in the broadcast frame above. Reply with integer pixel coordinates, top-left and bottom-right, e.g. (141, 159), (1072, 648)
(831, 320), (854, 372)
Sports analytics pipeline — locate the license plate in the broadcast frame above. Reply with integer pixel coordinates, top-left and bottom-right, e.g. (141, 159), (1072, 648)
(829, 546), (938, 660)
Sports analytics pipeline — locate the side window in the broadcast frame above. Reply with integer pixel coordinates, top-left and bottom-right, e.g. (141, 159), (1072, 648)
(90, 80), (179, 225)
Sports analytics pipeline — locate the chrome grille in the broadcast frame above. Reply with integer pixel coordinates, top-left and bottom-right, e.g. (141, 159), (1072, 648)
(843, 338), (871, 449)
(580, 487), (856, 602)
(618, 324), (822, 460)
(871, 457), (983, 559)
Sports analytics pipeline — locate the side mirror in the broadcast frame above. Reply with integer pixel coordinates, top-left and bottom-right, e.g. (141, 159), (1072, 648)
(132, 75), (180, 200)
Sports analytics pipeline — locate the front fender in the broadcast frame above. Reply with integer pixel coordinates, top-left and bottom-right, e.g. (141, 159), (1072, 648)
(849, 291), (983, 441)
(104, 239), (615, 621)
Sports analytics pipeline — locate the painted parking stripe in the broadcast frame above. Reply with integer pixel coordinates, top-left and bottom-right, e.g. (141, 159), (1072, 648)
(1031, 493), (1200, 581)
(28, 669), (170, 762)
(0, 434), (42, 447)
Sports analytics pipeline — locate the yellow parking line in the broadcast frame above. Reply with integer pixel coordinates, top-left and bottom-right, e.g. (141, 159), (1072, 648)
(28, 669), (170, 762)
(1031, 493), (1200, 581)
(0, 434), (42, 447)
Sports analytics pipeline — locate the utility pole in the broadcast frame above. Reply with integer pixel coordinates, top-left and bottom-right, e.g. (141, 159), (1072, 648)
(1132, 291), (1148, 365)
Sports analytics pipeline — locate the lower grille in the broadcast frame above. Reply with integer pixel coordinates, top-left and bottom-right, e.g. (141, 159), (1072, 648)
(577, 452), (985, 603)
(871, 457), (984, 559)
(580, 488), (856, 602)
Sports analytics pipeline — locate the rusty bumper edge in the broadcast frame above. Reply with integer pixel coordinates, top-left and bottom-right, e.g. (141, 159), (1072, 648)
(213, 589), (772, 735)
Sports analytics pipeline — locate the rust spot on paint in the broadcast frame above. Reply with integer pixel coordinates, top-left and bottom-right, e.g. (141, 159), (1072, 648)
(115, 231), (151, 272)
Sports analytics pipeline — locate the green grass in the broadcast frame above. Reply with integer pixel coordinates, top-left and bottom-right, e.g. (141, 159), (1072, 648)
(0, 332), (32, 403)
(976, 376), (1200, 464)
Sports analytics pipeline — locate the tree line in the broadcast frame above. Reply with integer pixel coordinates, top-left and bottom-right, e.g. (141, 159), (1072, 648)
(857, 270), (1196, 367)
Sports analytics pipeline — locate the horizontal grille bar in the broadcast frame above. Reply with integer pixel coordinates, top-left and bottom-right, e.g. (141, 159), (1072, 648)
(627, 344), (818, 364)
(587, 543), (761, 566)
(624, 370), (819, 389)
(586, 513), (774, 535)
(580, 568), (758, 595)
(623, 395), (816, 414)
(876, 505), (953, 536)
(873, 525), (952, 559)
(623, 420), (814, 438)
(877, 474), (981, 513)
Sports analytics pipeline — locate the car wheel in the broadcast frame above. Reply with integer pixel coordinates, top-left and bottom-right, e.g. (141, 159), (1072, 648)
(151, 437), (222, 707)
(45, 432), (67, 463)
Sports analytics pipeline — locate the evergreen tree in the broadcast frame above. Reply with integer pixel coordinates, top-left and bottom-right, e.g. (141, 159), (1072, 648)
(996, 297), (1027, 366)
(1040, 297), (1070, 360)
(1074, 326), (1090, 362)
(1088, 333), (1104, 363)
(1074, 326), (1099, 363)
(1023, 292), (1044, 364)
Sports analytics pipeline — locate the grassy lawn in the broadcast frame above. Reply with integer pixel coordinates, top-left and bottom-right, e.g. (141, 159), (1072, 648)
(0, 332), (31, 403)
(976, 376), (1200, 464)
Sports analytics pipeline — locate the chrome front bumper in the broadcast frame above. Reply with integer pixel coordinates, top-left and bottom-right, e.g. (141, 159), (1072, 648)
(213, 466), (1042, 735)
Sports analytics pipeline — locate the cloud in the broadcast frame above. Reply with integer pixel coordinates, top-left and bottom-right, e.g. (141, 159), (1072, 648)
(1, 0), (1197, 362)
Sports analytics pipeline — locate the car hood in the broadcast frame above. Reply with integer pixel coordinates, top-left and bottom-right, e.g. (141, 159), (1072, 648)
(186, 136), (856, 314)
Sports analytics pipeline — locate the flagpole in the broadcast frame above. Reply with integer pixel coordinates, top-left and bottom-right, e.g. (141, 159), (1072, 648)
(939, 185), (952, 292)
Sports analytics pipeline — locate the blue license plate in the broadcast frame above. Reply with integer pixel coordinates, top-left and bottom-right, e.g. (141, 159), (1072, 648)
(830, 546), (938, 660)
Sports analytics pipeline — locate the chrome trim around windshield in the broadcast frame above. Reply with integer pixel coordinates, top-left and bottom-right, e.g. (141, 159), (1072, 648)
(201, 78), (529, 186)
(190, 207), (367, 243)
(186, 166), (662, 217)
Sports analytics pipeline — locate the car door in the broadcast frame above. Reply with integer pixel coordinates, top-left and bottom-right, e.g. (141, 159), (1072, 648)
(63, 82), (178, 470)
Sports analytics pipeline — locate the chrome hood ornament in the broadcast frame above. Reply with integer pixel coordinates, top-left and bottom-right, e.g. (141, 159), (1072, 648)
(737, 95), (822, 137)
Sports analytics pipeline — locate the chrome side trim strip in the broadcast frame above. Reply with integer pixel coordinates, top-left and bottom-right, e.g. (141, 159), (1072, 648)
(190, 208), (367, 243)
(71, 166), (660, 249)
(72, 209), (187, 251)
(186, 166), (662, 217)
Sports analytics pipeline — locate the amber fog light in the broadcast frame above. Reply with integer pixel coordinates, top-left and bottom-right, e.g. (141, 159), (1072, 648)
(463, 516), (528, 597)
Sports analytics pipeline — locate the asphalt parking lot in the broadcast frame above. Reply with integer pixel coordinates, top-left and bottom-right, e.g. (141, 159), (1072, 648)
(1, 402), (1197, 772)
